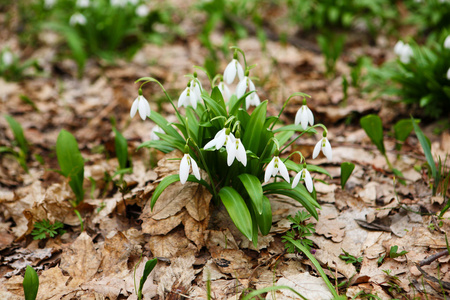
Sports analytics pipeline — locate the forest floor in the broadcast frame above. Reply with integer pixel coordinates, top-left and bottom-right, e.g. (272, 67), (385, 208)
(1, 4), (450, 300)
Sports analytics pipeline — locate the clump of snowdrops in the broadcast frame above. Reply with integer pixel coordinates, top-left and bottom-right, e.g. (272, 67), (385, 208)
(131, 47), (332, 245)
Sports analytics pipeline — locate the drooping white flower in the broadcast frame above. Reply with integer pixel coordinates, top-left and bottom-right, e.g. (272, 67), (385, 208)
(136, 4), (149, 17)
(264, 156), (290, 183)
(76, 0), (90, 8)
(150, 125), (164, 140)
(312, 136), (332, 160)
(69, 13), (87, 26)
(110, 0), (127, 7)
(292, 167), (313, 193)
(394, 40), (413, 64)
(130, 94), (151, 121)
(204, 128), (233, 150)
(44, 0), (56, 9)
(295, 103), (314, 130)
(178, 82), (201, 109)
(236, 75), (260, 109)
(179, 153), (201, 184)
(447, 67), (450, 80)
(223, 58), (244, 84)
(225, 134), (247, 166)
(218, 81), (232, 102)
(444, 35), (450, 49)
(2, 51), (13, 67)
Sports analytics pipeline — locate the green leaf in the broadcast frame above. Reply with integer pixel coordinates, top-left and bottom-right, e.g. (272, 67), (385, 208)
(242, 101), (267, 155)
(148, 111), (185, 142)
(238, 174), (263, 214)
(273, 124), (317, 134)
(360, 114), (385, 155)
(4, 115), (29, 155)
(218, 187), (253, 241)
(394, 119), (419, 151)
(23, 265), (39, 300)
(138, 258), (157, 300)
(137, 140), (174, 153)
(412, 118), (436, 181)
(263, 182), (320, 220)
(389, 245), (408, 258)
(56, 130), (84, 205)
(254, 195), (272, 235)
(210, 86), (227, 113)
(113, 127), (128, 170)
(202, 94), (227, 118)
(340, 162), (355, 190)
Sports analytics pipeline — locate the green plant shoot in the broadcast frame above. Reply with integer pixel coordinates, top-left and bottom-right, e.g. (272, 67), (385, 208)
(23, 265), (39, 300)
(340, 162), (355, 190)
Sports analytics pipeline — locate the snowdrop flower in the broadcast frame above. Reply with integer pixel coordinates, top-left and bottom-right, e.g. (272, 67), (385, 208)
(447, 68), (450, 80)
(2, 51), (13, 67)
(264, 156), (290, 183)
(312, 134), (332, 160)
(110, 0), (127, 7)
(69, 13), (87, 26)
(130, 90), (151, 120)
(204, 128), (231, 150)
(44, 0), (56, 9)
(223, 55), (244, 84)
(444, 35), (450, 49)
(179, 153), (201, 184)
(292, 166), (313, 193)
(150, 126), (164, 140)
(295, 99), (314, 130)
(76, 0), (90, 8)
(225, 132), (247, 166)
(218, 81), (232, 102)
(136, 4), (150, 17)
(236, 73), (260, 109)
(178, 82), (201, 109)
(394, 40), (413, 64)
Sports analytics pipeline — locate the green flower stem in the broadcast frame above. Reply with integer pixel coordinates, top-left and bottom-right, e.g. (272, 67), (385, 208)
(230, 46), (247, 71)
(136, 77), (186, 128)
(279, 125), (323, 153)
(270, 92), (311, 131)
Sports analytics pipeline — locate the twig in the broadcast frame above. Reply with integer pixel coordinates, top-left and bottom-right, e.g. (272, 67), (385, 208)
(419, 249), (449, 267)
(415, 264), (450, 291)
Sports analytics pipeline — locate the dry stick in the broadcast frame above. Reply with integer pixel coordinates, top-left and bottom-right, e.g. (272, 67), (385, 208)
(419, 249), (449, 267)
(414, 264), (450, 291)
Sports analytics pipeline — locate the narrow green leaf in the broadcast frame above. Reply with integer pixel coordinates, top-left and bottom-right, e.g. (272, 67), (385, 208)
(113, 127), (128, 170)
(218, 187), (253, 241)
(273, 124), (317, 134)
(340, 162), (355, 190)
(138, 258), (157, 299)
(412, 118), (436, 180)
(5, 115), (29, 155)
(148, 111), (185, 142)
(242, 101), (267, 155)
(202, 94), (227, 117)
(238, 174), (263, 214)
(56, 130), (84, 205)
(210, 86), (227, 112)
(137, 140), (174, 153)
(255, 196), (272, 235)
(23, 265), (39, 300)
(360, 114), (385, 155)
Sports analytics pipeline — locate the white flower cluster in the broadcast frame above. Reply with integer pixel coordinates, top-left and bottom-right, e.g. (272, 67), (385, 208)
(394, 40), (413, 64)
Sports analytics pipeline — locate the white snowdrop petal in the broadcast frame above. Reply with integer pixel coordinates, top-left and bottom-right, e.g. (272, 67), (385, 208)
(138, 97), (148, 120)
(130, 98), (139, 118)
(307, 107), (314, 126)
(304, 170), (313, 193)
(312, 140), (322, 159)
(190, 157), (201, 180)
(178, 89), (188, 107)
(236, 78), (247, 99)
(278, 159), (290, 182)
(236, 140), (247, 166)
(224, 60), (236, 84)
(215, 129), (227, 149)
(236, 61), (244, 81)
(294, 108), (302, 126)
(264, 158), (275, 183)
(300, 108), (308, 130)
(179, 155), (189, 184)
(291, 172), (301, 188)
(323, 138), (332, 160)
(204, 139), (216, 149)
(226, 135), (236, 166)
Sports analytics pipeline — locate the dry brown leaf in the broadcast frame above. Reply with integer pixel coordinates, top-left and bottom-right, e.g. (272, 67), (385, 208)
(37, 267), (71, 300)
(141, 210), (186, 235)
(182, 213), (209, 250)
(210, 248), (253, 277)
(146, 227), (197, 258)
(99, 231), (133, 278)
(156, 256), (196, 299)
(59, 232), (101, 286)
(80, 277), (129, 300)
(185, 184), (211, 222)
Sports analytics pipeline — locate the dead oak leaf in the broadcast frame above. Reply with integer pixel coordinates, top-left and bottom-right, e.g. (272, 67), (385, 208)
(59, 232), (101, 286)
(99, 231), (133, 278)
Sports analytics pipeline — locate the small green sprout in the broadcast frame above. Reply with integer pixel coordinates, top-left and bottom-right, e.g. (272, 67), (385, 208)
(23, 265), (39, 300)
(389, 245), (408, 258)
(31, 219), (66, 240)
